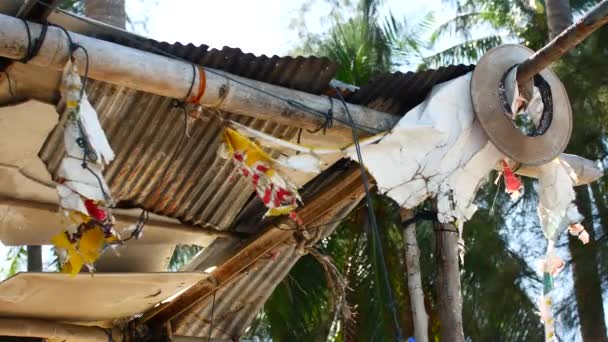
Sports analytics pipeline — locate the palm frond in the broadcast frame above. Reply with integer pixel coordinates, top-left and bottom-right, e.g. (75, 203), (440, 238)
(421, 35), (502, 68)
(429, 12), (488, 44)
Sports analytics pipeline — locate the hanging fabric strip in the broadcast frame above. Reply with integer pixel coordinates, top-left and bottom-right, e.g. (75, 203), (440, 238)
(51, 58), (119, 275)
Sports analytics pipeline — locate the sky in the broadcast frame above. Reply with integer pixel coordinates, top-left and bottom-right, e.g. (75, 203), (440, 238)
(126, 0), (457, 64)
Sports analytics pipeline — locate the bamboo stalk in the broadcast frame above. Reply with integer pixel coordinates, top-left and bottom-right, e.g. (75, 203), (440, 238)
(516, 0), (608, 84)
(0, 13), (395, 136)
(400, 209), (429, 342)
(434, 221), (465, 342)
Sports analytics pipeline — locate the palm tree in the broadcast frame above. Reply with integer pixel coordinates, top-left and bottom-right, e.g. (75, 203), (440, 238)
(427, 0), (608, 340)
(248, 1), (545, 340)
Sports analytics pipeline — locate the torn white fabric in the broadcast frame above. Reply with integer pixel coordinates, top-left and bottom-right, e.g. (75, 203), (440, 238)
(536, 158), (584, 241)
(78, 94), (115, 165)
(348, 73), (504, 224)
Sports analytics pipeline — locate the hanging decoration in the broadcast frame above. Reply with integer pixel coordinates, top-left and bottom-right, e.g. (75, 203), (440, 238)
(51, 57), (119, 275)
(219, 125), (303, 222)
(217, 120), (384, 223)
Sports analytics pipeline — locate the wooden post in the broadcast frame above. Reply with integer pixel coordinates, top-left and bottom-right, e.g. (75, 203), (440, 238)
(400, 209), (428, 342)
(434, 221), (465, 342)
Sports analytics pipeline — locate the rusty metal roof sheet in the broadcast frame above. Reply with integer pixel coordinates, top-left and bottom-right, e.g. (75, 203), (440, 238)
(34, 12), (340, 231)
(39, 80), (298, 230)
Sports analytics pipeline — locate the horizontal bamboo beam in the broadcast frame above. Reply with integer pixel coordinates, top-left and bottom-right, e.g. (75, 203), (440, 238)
(0, 13), (396, 136)
(0, 13), (601, 183)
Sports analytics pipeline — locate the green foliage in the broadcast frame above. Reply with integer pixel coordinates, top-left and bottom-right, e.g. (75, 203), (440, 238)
(58, 0), (84, 14)
(168, 245), (202, 271)
(291, 0), (432, 85)
(0, 246), (27, 281)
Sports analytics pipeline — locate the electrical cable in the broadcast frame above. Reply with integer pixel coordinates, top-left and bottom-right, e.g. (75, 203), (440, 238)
(332, 87), (404, 342)
(32, 0), (384, 134)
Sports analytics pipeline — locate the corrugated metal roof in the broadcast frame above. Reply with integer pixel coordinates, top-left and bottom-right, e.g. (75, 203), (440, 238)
(347, 64), (475, 115)
(39, 79), (299, 230)
(35, 14), (340, 231)
(170, 160), (362, 337)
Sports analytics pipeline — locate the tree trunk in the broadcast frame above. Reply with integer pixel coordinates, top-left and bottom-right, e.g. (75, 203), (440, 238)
(434, 221), (464, 342)
(545, 0), (573, 39)
(590, 181), (608, 236)
(85, 0), (126, 29)
(26, 246), (42, 272)
(569, 187), (608, 342)
(400, 209), (428, 342)
(543, 3), (607, 341)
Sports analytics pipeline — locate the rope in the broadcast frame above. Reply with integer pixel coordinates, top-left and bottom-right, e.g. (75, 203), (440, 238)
(189, 65), (206, 104)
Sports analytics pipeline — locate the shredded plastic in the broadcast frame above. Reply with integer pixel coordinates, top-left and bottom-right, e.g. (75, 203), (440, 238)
(51, 59), (119, 275)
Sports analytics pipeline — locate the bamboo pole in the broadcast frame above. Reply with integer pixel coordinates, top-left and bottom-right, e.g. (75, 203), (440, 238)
(0, 14), (602, 183)
(516, 0), (608, 84)
(434, 221), (465, 342)
(400, 209), (429, 342)
(0, 13), (395, 136)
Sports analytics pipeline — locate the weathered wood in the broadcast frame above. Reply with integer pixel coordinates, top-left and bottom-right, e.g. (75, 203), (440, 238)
(517, 0), (608, 84)
(434, 221), (465, 342)
(0, 318), (120, 342)
(143, 166), (367, 326)
(400, 209), (428, 342)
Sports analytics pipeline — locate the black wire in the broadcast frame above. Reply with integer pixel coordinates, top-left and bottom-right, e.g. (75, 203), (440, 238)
(18, 18), (32, 63)
(332, 87), (404, 342)
(208, 290), (217, 341)
(18, 19), (49, 64)
(71, 43), (90, 101)
(32, 0), (384, 134)
(186, 63), (196, 100)
(306, 96), (334, 134)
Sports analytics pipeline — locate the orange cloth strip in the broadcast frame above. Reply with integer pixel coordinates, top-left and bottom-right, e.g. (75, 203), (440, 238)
(189, 66), (206, 104)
